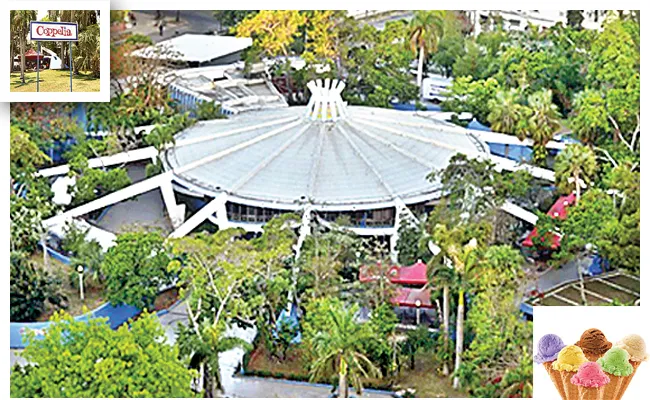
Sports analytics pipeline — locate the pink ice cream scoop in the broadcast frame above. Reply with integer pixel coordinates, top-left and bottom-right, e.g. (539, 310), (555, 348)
(570, 362), (610, 388)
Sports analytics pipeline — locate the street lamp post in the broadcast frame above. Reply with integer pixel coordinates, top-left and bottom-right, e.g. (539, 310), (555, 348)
(76, 265), (85, 301)
(415, 299), (422, 325)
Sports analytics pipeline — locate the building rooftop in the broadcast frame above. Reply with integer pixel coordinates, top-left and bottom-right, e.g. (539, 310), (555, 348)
(163, 79), (485, 210)
(131, 33), (253, 64)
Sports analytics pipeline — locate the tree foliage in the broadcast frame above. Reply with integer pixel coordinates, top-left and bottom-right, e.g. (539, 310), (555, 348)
(10, 252), (66, 322)
(10, 312), (195, 397)
(101, 231), (173, 310)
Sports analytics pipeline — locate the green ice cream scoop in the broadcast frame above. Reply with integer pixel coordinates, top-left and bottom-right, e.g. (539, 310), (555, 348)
(597, 347), (634, 376)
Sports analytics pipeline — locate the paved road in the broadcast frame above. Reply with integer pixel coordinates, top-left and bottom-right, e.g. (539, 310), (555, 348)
(360, 11), (414, 30)
(129, 10), (222, 43)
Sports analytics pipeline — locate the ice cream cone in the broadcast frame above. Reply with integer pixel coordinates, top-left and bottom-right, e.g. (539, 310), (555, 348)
(577, 385), (605, 400)
(597, 348), (634, 400)
(545, 361), (568, 400)
(576, 329), (612, 362)
(613, 360), (640, 400)
(536, 334), (569, 400)
(571, 362), (610, 400)
(614, 334), (648, 400)
(553, 345), (589, 400)
(561, 370), (580, 399)
(601, 374), (623, 400)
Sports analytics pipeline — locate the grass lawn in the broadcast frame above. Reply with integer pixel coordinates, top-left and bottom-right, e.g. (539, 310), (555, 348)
(395, 353), (467, 398)
(10, 69), (100, 92)
(245, 342), (465, 397)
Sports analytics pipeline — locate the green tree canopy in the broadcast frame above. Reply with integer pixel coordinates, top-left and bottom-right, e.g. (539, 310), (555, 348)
(10, 312), (195, 397)
(100, 231), (173, 310)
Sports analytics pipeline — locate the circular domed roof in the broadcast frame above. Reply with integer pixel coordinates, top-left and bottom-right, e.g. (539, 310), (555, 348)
(163, 79), (486, 210)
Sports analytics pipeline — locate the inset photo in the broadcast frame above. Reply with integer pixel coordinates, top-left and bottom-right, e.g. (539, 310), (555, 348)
(3, 1), (110, 102)
(534, 307), (648, 399)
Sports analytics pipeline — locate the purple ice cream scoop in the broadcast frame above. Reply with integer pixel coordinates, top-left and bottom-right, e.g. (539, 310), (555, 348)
(535, 334), (566, 364)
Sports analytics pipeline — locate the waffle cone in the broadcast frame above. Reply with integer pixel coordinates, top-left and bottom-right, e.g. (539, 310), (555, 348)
(545, 362), (568, 400)
(613, 361), (641, 400)
(601, 374), (624, 400)
(561, 370), (580, 400)
(577, 385), (605, 400)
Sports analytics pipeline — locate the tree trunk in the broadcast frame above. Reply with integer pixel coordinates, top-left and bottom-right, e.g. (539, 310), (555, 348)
(339, 358), (348, 398)
(10, 39), (13, 73)
(453, 289), (464, 389)
(176, 11), (180, 22)
(20, 37), (25, 83)
(578, 264), (588, 305)
(417, 45), (425, 90)
(442, 284), (450, 376)
(574, 171), (581, 204)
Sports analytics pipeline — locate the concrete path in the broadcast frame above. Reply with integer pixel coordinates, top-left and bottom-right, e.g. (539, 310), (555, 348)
(94, 163), (173, 235)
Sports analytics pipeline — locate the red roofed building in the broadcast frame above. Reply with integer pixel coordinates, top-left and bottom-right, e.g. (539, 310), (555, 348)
(522, 193), (576, 249)
(359, 260), (431, 308)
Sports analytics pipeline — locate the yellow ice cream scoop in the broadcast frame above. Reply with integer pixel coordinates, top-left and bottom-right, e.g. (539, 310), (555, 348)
(552, 345), (589, 372)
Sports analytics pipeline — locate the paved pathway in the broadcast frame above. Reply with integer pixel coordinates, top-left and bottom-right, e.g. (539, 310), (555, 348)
(94, 163), (172, 234)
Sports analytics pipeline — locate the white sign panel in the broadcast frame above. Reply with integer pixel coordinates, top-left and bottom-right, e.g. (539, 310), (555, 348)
(30, 21), (78, 41)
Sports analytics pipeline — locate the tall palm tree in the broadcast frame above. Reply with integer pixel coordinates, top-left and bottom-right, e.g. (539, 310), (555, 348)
(487, 88), (529, 141)
(408, 10), (445, 89)
(12, 10), (37, 84)
(554, 144), (597, 204)
(430, 224), (480, 389)
(309, 303), (381, 398)
(427, 254), (456, 376)
(527, 89), (561, 163)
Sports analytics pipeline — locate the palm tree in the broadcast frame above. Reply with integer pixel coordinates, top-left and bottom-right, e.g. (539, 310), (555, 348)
(430, 224), (480, 389)
(554, 144), (597, 204)
(309, 303), (381, 398)
(74, 24), (100, 76)
(527, 89), (561, 163)
(427, 254), (456, 376)
(408, 11), (445, 89)
(12, 10), (37, 84)
(487, 88), (529, 140)
(176, 322), (249, 397)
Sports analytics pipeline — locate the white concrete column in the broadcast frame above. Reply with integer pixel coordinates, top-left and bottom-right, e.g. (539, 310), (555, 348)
(169, 193), (228, 239)
(288, 206), (312, 307)
(159, 177), (186, 229)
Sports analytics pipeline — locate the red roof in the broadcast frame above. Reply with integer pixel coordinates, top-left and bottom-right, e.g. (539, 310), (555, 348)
(522, 194), (576, 248)
(359, 260), (428, 285)
(17, 49), (45, 60)
(390, 287), (433, 308)
(387, 260), (428, 285)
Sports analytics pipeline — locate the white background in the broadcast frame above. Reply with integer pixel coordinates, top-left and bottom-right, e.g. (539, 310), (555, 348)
(534, 307), (649, 399)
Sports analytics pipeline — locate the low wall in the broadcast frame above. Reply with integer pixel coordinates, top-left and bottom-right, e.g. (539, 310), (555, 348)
(10, 302), (140, 348)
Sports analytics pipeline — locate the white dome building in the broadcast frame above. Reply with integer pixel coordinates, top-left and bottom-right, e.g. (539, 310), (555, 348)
(163, 79), (487, 237)
(43, 79), (557, 260)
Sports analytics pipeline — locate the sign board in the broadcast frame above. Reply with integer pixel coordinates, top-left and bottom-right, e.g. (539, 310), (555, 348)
(30, 21), (78, 41)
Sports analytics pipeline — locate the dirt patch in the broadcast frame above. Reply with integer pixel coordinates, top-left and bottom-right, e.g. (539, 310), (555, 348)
(153, 287), (180, 312)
